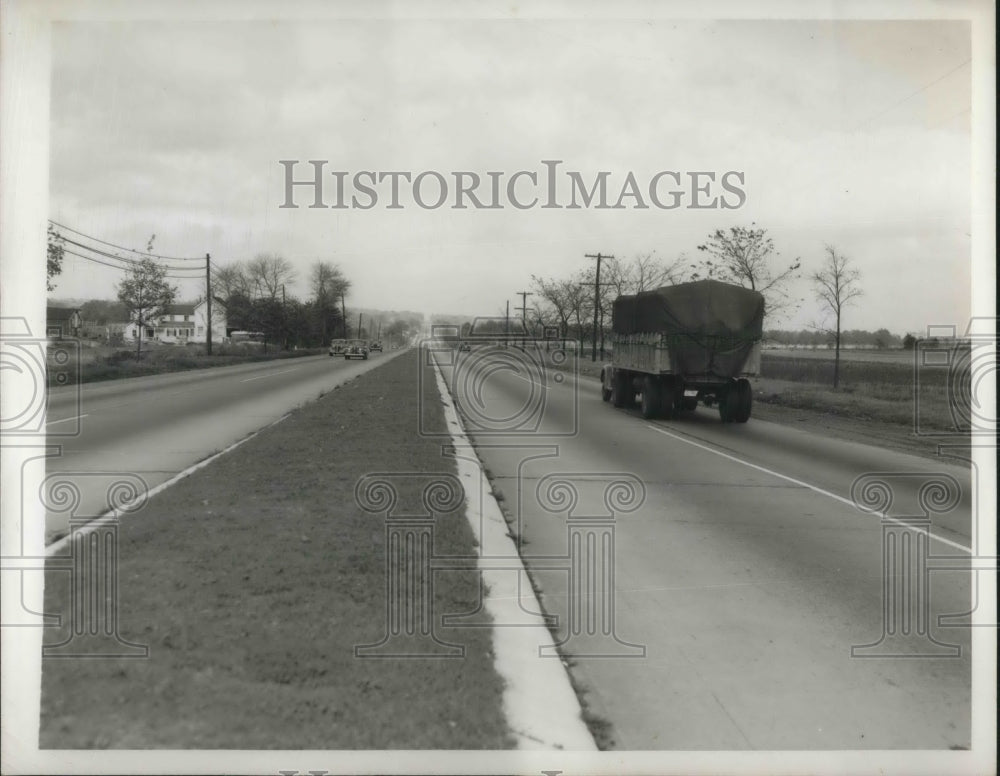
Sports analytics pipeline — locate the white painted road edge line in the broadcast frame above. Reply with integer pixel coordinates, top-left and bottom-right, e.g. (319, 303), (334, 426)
(644, 423), (973, 555)
(45, 413), (89, 426)
(43, 351), (408, 555)
(430, 353), (598, 752)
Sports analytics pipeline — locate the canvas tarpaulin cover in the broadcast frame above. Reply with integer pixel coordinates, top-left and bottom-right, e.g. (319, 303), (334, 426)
(612, 279), (765, 379)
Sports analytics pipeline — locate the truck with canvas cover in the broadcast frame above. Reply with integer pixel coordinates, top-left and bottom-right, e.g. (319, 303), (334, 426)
(600, 279), (765, 422)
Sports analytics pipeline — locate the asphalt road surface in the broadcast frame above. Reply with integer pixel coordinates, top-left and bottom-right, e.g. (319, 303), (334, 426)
(41, 349), (405, 545)
(431, 342), (976, 751)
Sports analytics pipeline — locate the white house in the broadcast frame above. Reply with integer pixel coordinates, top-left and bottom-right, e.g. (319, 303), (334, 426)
(126, 299), (227, 344)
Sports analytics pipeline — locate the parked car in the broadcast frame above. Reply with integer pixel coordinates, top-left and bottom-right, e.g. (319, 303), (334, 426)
(369, 341), (383, 352)
(344, 339), (369, 360)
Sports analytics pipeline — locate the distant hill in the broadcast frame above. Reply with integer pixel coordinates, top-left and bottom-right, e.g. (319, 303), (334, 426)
(47, 298), (91, 308)
(352, 307), (423, 321)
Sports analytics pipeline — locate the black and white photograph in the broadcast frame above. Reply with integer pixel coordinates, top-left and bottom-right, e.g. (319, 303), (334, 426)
(1, 1), (995, 774)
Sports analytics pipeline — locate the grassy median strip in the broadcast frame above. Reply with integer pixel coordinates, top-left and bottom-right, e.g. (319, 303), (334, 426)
(40, 349), (512, 749)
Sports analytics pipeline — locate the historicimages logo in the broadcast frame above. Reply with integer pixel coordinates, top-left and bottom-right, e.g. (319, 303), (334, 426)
(278, 159), (748, 211)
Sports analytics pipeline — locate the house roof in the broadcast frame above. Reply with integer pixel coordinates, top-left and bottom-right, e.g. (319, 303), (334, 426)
(162, 303), (197, 315)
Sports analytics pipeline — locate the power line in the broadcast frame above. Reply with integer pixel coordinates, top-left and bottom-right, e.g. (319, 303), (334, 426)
(48, 219), (204, 261)
(514, 290), (533, 346)
(585, 253), (613, 362)
(60, 236), (202, 272)
(63, 248), (203, 279)
(62, 248), (137, 272)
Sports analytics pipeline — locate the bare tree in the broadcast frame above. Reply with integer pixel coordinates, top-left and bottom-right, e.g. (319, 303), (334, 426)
(630, 252), (685, 292)
(309, 261), (350, 305)
(212, 262), (253, 301)
(528, 302), (549, 334)
(694, 224), (801, 320)
(811, 245), (863, 389)
(246, 253), (296, 301)
(599, 253), (685, 300)
(531, 275), (575, 338)
(309, 261), (350, 342)
(566, 279), (592, 349)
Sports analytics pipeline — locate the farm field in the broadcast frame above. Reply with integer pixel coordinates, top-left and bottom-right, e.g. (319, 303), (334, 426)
(755, 347), (969, 453)
(762, 347), (922, 364)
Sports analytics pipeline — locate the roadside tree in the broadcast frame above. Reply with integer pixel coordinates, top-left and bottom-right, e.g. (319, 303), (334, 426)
(309, 261), (350, 344)
(694, 224), (801, 320)
(79, 299), (128, 325)
(116, 250), (177, 360)
(213, 262), (253, 301)
(47, 224), (65, 291)
(811, 245), (863, 389)
(246, 253), (296, 301)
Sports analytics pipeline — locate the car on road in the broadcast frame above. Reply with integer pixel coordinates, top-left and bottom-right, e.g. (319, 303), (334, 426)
(328, 339), (348, 357)
(458, 341), (471, 352)
(344, 339), (369, 360)
(369, 341), (383, 352)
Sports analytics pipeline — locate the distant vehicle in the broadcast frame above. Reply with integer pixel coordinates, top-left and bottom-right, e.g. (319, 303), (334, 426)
(369, 341), (383, 352)
(344, 339), (369, 360)
(328, 338), (348, 357)
(458, 341), (471, 352)
(601, 279), (764, 423)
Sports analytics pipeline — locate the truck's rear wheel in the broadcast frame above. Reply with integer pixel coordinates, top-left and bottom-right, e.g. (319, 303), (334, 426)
(611, 371), (629, 408)
(733, 378), (752, 423)
(641, 375), (661, 419)
(718, 386), (735, 422)
(658, 377), (676, 419)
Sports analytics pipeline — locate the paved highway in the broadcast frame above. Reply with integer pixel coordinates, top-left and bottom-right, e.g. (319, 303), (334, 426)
(432, 342), (975, 750)
(42, 350), (405, 544)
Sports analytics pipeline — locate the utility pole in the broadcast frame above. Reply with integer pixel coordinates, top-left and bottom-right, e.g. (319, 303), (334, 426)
(205, 253), (213, 355)
(341, 293), (347, 337)
(514, 290), (533, 349)
(358, 312), (363, 340)
(504, 300), (510, 349)
(585, 253), (614, 361)
(281, 284), (287, 349)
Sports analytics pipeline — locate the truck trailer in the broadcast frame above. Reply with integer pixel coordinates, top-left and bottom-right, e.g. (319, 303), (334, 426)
(600, 279), (765, 423)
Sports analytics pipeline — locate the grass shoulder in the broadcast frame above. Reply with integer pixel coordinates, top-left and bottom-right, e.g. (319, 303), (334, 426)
(550, 346), (967, 463)
(49, 341), (327, 386)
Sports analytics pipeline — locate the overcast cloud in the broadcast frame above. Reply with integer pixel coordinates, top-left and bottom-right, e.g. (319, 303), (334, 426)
(49, 16), (972, 333)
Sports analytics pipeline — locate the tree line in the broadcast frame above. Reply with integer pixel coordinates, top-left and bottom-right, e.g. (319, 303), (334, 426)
(517, 225), (868, 387)
(90, 236), (415, 357)
(764, 328), (903, 349)
(211, 253), (350, 350)
(519, 226), (804, 350)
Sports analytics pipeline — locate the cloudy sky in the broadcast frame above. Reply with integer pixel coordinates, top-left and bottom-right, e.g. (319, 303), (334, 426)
(46, 10), (976, 333)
